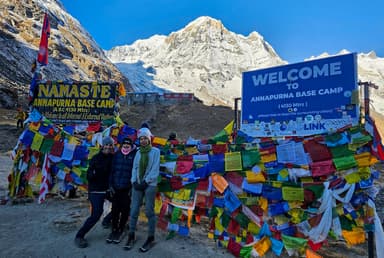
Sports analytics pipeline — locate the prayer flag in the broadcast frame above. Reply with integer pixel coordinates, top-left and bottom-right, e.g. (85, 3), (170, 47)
(37, 13), (50, 65)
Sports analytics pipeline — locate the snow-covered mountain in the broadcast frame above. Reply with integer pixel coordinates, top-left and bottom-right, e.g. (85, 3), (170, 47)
(357, 52), (384, 113)
(106, 16), (285, 106)
(106, 16), (384, 113)
(0, 0), (130, 107)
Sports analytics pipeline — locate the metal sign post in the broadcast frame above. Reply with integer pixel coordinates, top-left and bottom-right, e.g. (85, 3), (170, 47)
(358, 80), (379, 258)
(233, 97), (241, 143)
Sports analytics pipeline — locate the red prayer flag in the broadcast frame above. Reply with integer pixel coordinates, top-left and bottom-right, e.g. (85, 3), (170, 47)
(37, 13), (50, 65)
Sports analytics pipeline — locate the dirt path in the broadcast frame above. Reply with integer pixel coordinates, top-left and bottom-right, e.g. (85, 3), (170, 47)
(0, 194), (233, 258)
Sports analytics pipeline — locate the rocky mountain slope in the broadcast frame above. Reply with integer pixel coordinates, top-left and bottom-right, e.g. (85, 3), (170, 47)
(0, 0), (131, 108)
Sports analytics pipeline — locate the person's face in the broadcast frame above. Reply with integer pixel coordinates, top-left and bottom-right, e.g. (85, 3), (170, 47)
(122, 143), (132, 150)
(102, 144), (114, 154)
(139, 136), (150, 147)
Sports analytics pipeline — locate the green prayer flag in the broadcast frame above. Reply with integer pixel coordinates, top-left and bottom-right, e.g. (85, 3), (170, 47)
(281, 234), (307, 250)
(330, 144), (355, 158)
(235, 212), (250, 228)
(333, 155), (357, 170)
(212, 129), (229, 143)
(339, 215), (355, 230)
(242, 149), (261, 169)
(221, 212), (231, 228)
(239, 245), (253, 258)
(40, 138), (54, 154)
(171, 207), (182, 223)
(209, 207), (219, 218)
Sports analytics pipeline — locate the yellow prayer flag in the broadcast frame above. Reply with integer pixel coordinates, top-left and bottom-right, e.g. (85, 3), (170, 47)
(118, 82), (126, 97)
(185, 146), (199, 155)
(300, 177), (314, 183)
(115, 116), (124, 127)
(173, 149), (184, 156)
(224, 120), (234, 135)
(248, 222), (260, 234)
(72, 167), (82, 177)
(259, 197), (268, 211)
(253, 236), (271, 257)
(111, 127), (119, 137)
(225, 152), (242, 171)
(344, 172), (361, 184)
(271, 181), (282, 188)
(279, 168), (289, 179)
(246, 170), (266, 183)
(354, 152), (372, 167)
(282, 186), (304, 201)
(68, 136), (80, 145)
(342, 228), (366, 246)
(29, 122), (40, 131)
(187, 209), (193, 228)
(215, 217), (225, 233)
(261, 153), (277, 163)
(153, 137), (168, 146)
(154, 196), (162, 214)
(31, 133), (44, 151)
(88, 147), (99, 159)
(171, 189), (192, 201)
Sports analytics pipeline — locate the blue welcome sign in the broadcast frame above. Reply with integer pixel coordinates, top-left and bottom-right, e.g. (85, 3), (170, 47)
(241, 53), (359, 137)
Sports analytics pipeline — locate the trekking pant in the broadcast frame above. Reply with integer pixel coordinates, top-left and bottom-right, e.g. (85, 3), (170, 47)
(76, 192), (105, 238)
(17, 119), (23, 129)
(111, 188), (131, 232)
(129, 185), (157, 236)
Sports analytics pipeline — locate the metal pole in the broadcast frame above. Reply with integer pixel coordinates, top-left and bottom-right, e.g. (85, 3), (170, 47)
(366, 84), (374, 258)
(364, 82), (370, 117)
(360, 80), (374, 258)
(234, 98), (241, 130)
(233, 98), (241, 143)
(368, 231), (374, 258)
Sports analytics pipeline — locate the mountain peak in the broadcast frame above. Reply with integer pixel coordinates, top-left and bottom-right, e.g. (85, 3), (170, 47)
(186, 16), (222, 27)
(365, 51), (377, 58)
(184, 16), (226, 33)
(106, 15), (285, 106)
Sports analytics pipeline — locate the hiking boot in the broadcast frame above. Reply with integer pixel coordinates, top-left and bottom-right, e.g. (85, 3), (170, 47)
(123, 232), (135, 250)
(113, 230), (123, 244)
(74, 237), (88, 248)
(139, 236), (155, 252)
(106, 231), (115, 244)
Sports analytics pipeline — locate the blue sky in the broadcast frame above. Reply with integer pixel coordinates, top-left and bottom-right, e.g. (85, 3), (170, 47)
(61, 0), (383, 63)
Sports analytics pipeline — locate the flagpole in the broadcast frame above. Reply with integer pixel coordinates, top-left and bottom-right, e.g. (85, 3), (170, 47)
(29, 12), (50, 107)
(30, 13), (51, 203)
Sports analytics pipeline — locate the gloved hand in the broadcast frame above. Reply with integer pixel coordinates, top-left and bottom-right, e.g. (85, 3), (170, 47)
(133, 181), (148, 191)
(109, 187), (116, 195)
(105, 187), (115, 201)
(141, 181), (148, 190)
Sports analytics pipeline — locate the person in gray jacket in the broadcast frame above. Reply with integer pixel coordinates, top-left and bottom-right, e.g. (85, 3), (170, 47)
(124, 127), (160, 252)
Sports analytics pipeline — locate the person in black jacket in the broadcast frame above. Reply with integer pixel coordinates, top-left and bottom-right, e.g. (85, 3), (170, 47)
(106, 137), (137, 244)
(74, 136), (115, 248)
